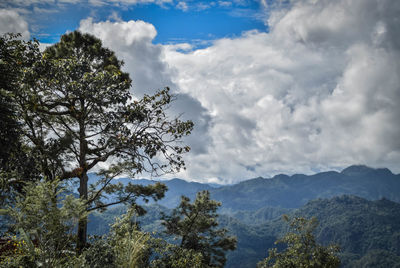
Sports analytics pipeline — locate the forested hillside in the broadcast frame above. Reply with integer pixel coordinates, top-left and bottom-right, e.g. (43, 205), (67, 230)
(84, 165), (400, 266)
(88, 195), (400, 267)
(294, 196), (400, 267)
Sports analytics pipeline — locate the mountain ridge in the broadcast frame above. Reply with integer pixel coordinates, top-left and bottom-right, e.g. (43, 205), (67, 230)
(210, 165), (400, 210)
(87, 165), (400, 209)
(88, 194), (400, 268)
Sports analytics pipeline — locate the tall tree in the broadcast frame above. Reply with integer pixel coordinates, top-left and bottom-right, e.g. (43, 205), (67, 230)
(14, 31), (193, 251)
(161, 191), (237, 268)
(257, 216), (340, 268)
(0, 33), (40, 209)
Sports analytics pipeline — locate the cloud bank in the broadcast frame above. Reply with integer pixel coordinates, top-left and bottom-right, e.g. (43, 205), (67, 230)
(2, 0), (400, 183)
(78, 18), (213, 159)
(0, 9), (30, 39)
(163, 0), (400, 182)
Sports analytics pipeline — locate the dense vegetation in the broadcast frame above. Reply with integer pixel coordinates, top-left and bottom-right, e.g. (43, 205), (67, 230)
(161, 191), (237, 267)
(87, 194), (400, 267)
(257, 216), (340, 268)
(0, 32), (237, 267)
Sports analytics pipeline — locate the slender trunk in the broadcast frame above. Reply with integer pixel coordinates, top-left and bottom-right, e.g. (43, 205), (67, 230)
(77, 99), (88, 253)
(77, 171), (88, 253)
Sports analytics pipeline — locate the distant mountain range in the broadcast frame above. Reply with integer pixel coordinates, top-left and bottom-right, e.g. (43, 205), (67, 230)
(87, 165), (400, 267)
(90, 165), (400, 209)
(211, 165), (400, 210)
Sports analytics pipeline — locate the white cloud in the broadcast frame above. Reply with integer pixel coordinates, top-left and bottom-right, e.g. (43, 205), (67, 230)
(33, 6), (60, 14)
(58, 0), (81, 3)
(71, 0), (400, 183)
(176, 1), (188, 11)
(78, 17), (213, 160)
(102, 0), (173, 6)
(0, 9), (30, 39)
(195, 2), (212, 11)
(218, 1), (232, 8)
(79, 18), (170, 97)
(162, 0), (400, 182)
(3, 0), (398, 183)
(4, 0), (55, 5)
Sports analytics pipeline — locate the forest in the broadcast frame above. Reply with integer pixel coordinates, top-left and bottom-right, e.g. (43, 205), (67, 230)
(87, 167), (400, 267)
(1, 30), (400, 268)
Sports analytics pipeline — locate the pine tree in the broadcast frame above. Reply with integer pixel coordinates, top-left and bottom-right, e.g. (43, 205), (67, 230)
(161, 191), (237, 268)
(258, 216), (340, 268)
(12, 31), (193, 251)
(1, 179), (86, 267)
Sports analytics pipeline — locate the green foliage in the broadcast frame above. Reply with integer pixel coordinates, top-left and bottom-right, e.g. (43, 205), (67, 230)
(0, 33), (41, 209)
(294, 196), (400, 266)
(75, 207), (206, 268)
(7, 30), (193, 249)
(151, 242), (205, 268)
(0, 179), (86, 267)
(15, 30), (193, 182)
(109, 208), (152, 267)
(258, 216), (340, 268)
(350, 249), (400, 268)
(73, 237), (116, 268)
(75, 188), (400, 268)
(161, 190), (237, 268)
(75, 207), (152, 268)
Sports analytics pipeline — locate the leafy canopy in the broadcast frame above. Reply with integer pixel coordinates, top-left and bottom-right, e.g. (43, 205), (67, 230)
(161, 190), (237, 268)
(16, 31), (193, 182)
(258, 216), (340, 268)
(1, 179), (86, 267)
(6, 30), (193, 250)
(0, 33), (41, 208)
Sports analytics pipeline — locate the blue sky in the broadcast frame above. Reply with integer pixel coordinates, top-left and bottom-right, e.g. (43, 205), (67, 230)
(3, 0), (268, 45)
(1, 0), (400, 183)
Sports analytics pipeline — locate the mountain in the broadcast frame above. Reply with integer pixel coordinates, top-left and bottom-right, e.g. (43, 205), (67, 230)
(219, 195), (400, 267)
(88, 195), (400, 268)
(293, 195), (400, 267)
(156, 178), (214, 208)
(87, 165), (400, 210)
(86, 165), (400, 267)
(210, 165), (400, 210)
(87, 174), (214, 208)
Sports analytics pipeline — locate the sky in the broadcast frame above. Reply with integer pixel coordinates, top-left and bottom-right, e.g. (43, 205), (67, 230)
(1, 0), (400, 184)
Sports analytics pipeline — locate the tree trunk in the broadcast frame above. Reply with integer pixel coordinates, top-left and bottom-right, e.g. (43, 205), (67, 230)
(77, 172), (88, 253)
(77, 99), (88, 253)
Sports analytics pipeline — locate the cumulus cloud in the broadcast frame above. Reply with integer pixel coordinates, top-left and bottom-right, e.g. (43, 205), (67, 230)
(94, 0), (173, 6)
(3, 0), (399, 183)
(78, 18), (213, 158)
(163, 0), (400, 183)
(0, 9), (30, 39)
(79, 18), (166, 96)
(176, 1), (188, 11)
